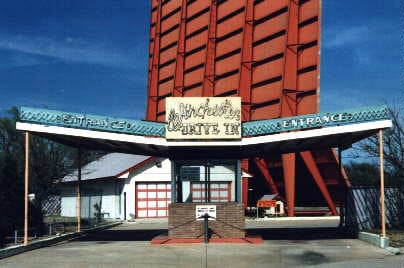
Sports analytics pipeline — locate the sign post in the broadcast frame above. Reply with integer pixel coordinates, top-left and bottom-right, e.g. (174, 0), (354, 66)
(196, 205), (216, 221)
(196, 205), (216, 244)
(76, 148), (82, 232)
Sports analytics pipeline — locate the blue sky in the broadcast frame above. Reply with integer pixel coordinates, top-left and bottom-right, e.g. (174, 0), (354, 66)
(0, 0), (402, 119)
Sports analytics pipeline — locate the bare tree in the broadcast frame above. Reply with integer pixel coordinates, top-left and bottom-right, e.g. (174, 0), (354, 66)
(0, 107), (106, 244)
(357, 105), (404, 181)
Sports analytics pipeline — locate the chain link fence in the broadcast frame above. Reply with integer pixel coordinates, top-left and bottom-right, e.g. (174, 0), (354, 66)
(1, 190), (114, 249)
(343, 186), (404, 236)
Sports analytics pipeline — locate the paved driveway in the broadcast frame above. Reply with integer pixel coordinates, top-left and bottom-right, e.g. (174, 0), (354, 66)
(0, 223), (401, 268)
(118, 216), (341, 230)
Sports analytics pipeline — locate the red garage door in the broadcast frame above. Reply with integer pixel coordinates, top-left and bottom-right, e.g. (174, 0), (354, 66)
(191, 182), (231, 202)
(136, 182), (171, 218)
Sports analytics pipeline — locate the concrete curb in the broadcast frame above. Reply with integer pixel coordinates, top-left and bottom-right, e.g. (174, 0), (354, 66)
(358, 232), (390, 248)
(358, 231), (400, 254)
(0, 221), (122, 260)
(385, 246), (401, 255)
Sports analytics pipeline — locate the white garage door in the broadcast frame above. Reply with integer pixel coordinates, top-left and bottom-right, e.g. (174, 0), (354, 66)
(191, 182), (231, 202)
(136, 182), (171, 218)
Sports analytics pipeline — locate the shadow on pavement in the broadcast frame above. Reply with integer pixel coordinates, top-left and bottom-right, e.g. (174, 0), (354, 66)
(74, 229), (167, 242)
(248, 227), (356, 240)
(73, 226), (355, 242)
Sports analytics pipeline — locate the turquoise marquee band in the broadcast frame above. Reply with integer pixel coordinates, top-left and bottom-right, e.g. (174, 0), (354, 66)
(19, 105), (390, 138)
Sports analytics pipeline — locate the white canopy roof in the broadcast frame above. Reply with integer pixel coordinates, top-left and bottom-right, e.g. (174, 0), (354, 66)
(17, 119), (391, 159)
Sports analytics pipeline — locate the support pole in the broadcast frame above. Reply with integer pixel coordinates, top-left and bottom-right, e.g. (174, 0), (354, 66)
(24, 132), (29, 245)
(171, 161), (177, 203)
(76, 148), (82, 232)
(236, 160), (241, 203)
(241, 159), (249, 208)
(338, 148), (344, 227)
(379, 130), (386, 238)
(204, 160), (208, 202)
(124, 192), (127, 221)
(203, 213), (209, 244)
(207, 162), (211, 202)
(282, 153), (296, 217)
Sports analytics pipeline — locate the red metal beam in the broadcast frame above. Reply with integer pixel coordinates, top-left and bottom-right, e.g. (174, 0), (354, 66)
(280, 0), (298, 117)
(241, 159), (249, 177)
(239, 0), (254, 209)
(173, 0), (187, 97)
(239, 0), (254, 122)
(300, 151), (338, 215)
(316, 0), (322, 112)
(146, 2), (156, 101)
(202, 0), (217, 97)
(242, 178), (248, 208)
(254, 158), (279, 195)
(279, 1), (298, 217)
(332, 148), (351, 187)
(146, 0), (162, 121)
(241, 159), (249, 208)
(282, 153), (296, 217)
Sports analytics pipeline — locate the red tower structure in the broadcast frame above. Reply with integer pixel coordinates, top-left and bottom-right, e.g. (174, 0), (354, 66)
(145, 0), (348, 216)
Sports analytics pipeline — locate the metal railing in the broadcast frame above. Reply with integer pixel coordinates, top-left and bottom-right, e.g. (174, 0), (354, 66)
(2, 217), (114, 248)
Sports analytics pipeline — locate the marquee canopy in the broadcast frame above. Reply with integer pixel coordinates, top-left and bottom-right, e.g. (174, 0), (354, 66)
(16, 105), (391, 159)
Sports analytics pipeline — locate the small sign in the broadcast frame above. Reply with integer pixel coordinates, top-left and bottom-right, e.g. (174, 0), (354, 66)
(196, 205), (216, 221)
(257, 200), (277, 208)
(165, 97), (241, 140)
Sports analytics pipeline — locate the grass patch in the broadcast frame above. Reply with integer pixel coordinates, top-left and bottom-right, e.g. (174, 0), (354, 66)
(366, 229), (404, 248)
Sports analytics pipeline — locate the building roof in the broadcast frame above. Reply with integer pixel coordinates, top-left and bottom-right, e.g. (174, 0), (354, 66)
(61, 153), (149, 182)
(259, 194), (278, 201)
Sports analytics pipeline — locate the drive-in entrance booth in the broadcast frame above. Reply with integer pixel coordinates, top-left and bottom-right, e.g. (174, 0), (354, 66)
(17, 100), (392, 242)
(158, 97), (245, 239)
(13, 0), (393, 244)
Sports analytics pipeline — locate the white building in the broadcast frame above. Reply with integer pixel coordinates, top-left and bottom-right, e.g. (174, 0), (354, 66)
(59, 153), (247, 220)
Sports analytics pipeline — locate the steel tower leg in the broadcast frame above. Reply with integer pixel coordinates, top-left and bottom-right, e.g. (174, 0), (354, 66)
(279, 1), (299, 217)
(173, 0), (187, 97)
(146, 0), (162, 121)
(254, 158), (279, 195)
(239, 0), (254, 121)
(282, 153), (296, 217)
(202, 0), (217, 97)
(300, 151), (338, 215)
(241, 159), (249, 208)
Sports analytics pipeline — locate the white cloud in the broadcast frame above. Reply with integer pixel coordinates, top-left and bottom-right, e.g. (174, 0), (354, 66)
(10, 53), (43, 67)
(323, 21), (400, 68)
(0, 33), (137, 68)
(353, 47), (371, 66)
(320, 87), (390, 112)
(324, 25), (370, 48)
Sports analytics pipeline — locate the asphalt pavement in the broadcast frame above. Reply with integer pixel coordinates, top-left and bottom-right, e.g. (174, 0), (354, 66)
(0, 220), (402, 268)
